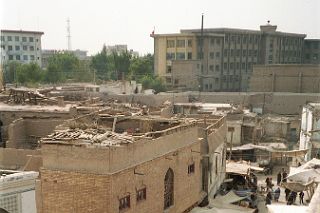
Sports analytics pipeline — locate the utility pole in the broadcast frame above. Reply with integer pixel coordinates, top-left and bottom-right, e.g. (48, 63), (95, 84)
(198, 13), (204, 99)
(67, 18), (72, 51)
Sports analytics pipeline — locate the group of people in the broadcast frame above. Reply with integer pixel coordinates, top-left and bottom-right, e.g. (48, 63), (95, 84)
(285, 188), (305, 205)
(277, 168), (288, 185)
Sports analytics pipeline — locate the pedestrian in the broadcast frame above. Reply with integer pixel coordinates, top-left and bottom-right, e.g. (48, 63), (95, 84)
(285, 188), (291, 201)
(282, 170), (287, 183)
(266, 191), (272, 205)
(270, 177), (274, 188)
(274, 187), (281, 202)
(292, 191), (297, 204)
(287, 192), (294, 205)
(277, 171), (282, 185)
(299, 191), (304, 205)
(265, 177), (270, 188)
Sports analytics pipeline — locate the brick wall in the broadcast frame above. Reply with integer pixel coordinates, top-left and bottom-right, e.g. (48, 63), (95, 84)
(37, 142), (202, 213)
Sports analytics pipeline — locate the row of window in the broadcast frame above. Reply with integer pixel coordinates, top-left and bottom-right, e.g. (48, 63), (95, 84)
(1, 45), (38, 51)
(8, 55), (38, 61)
(166, 52), (192, 60)
(167, 39), (193, 48)
(305, 42), (319, 49)
(305, 53), (319, 60)
(223, 49), (258, 57)
(0, 35), (38, 42)
(225, 35), (260, 44)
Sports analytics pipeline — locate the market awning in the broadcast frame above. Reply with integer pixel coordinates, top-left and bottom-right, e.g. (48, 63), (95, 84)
(271, 149), (309, 158)
(226, 161), (264, 175)
(282, 180), (315, 192)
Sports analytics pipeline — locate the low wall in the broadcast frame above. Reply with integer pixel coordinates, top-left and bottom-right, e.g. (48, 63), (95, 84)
(0, 148), (42, 170)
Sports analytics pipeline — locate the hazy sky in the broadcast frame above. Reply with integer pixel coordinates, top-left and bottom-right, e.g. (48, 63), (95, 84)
(1, 0), (319, 55)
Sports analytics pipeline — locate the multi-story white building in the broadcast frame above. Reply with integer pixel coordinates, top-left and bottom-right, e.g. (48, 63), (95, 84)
(0, 170), (38, 213)
(0, 30), (44, 67)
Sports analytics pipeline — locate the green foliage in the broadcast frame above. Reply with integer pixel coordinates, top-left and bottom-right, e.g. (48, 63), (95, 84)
(3, 61), (19, 83)
(112, 50), (132, 79)
(140, 75), (166, 93)
(16, 63), (43, 84)
(90, 45), (110, 80)
(3, 61), (43, 84)
(45, 52), (81, 83)
(129, 54), (153, 80)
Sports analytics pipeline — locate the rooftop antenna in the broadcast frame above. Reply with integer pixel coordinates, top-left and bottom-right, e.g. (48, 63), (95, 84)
(67, 18), (72, 51)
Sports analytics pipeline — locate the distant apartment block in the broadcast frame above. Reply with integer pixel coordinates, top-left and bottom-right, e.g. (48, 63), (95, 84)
(152, 23), (306, 92)
(0, 30), (44, 67)
(41, 49), (90, 69)
(303, 39), (320, 64)
(106, 44), (139, 57)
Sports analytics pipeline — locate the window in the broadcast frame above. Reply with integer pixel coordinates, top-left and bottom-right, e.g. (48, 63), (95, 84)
(242, 50), (247, 56)
(176, 40), (185, 48)
(36, 38), (39, 42)
(230, 63), (234, 69)
(216, 38), (221, 45)
(236, 62), (240, 70)
(22, 37), (27, 42)
(215, 78), (219, 83)
(210, 38), (215, 45)
(137, 188), (146, 202)
(7, 36), (12, 41)
(30, 55), (35, 60)
(223, 63), (227, 69)
(243, 37), (247, 43)
(166, 66), (171, 73)
(167, 40), (175, 48)
(164, 168), (174, 209)
(15, 46), (20, 51)
(166, 77), (172, 84)
(23, 55), (28, 60)
(215, 52), (220, 58)
(174, 79), (179, 85)
(210, 52), (214, 59)
(166, 52), (175, 60)
(188, 163), (195, 174)
(23, 45), (28, 51)
(241, 63), (246, 69)
(224, 49), (228, 57)
(230, 49), (234, 57)
(119, 195), (130, 211)
(254, 50), (258, 57)
(187, 52), (192, 59)
(9, 55), (13, 60)
(8, 45), (13, 51)
(15, 36), (19, 42)
(236, 49), (240, 57)
(30, 46), (34, 51)
(187, 39), (192, 47)
(215, 65), (220, 71)
(0, 36), (4, 41)
(29, 37), (34, 42)
(176, 52), (185, 60)
(209, 65), (214, 71)
(16, 55), (20, 60)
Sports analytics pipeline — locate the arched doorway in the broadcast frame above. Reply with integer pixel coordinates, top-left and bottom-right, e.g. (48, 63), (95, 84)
(164, 168), (174, 209)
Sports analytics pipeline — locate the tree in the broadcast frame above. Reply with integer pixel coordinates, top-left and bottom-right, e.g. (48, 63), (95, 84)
(90, 45), (110, 80)
(44, 52), (80, 83)
(112, 50), (132, 80)
(16, 63), (43, 84)
(129, 54), (153, 80)
(3, 61), (20, 83)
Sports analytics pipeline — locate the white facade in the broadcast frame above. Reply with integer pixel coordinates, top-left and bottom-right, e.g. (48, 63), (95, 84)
(0, 170), (38, 213)
(0, 30), (44, 67)
(299, 103), (320, 160)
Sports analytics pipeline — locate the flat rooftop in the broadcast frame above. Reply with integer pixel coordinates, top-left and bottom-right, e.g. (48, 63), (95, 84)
(0, 103), (73, 112)
(0, 170), (38, 184)
(41, 115), (199, 147)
